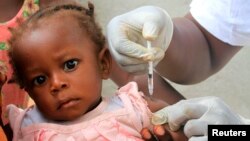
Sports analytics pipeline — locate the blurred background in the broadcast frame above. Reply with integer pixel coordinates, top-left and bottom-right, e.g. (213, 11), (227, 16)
(79, 0), (250, 118)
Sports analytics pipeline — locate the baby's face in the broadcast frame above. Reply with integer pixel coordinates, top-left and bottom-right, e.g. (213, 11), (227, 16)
(13, 15), (108, 121)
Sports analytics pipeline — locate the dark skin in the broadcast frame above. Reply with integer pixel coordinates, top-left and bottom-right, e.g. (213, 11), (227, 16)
(2, 1), (239, 140)
(0, 56), (186, 141)
(156, 13), (242, 84)
(111, 60), (185, 105)
(110, 11), (242, 141)
(135, 12), (242, 140)
(111, 52), (187, 141)
(1, 5), (187, 140)
(0, 0), (76, 140)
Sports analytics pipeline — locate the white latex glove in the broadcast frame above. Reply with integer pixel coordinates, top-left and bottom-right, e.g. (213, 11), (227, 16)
(151, 96), (250, 141)
(107, 6), (173, 74)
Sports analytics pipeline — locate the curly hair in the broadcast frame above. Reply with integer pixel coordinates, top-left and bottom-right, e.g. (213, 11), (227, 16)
(8, 2), (106, 88)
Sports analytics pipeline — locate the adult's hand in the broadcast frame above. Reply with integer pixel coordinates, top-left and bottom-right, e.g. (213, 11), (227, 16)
(107, 6), (173, 74)
(148, 96), (250, 141)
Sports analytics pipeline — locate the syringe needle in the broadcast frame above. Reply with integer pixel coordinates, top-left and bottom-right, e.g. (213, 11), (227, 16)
(147, 41), (154, 96)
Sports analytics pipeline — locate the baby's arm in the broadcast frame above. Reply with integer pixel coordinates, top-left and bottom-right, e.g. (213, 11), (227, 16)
(110, 58), (185, 105)
(110, 46), (186, 141)
(139, 79), (189, 141)
(142, 96), (188, 141)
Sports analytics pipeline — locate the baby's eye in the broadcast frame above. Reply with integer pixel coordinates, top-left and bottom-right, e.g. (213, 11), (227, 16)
(33, 76), (46, 85)
(64, 59), (78, 71)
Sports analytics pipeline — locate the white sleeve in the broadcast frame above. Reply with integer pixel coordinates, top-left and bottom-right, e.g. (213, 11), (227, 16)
(190, 0), (250, 46)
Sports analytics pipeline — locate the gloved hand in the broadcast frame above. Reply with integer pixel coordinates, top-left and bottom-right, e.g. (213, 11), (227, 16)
(107, 6), (173, 74)
(151, 96), (250, 141)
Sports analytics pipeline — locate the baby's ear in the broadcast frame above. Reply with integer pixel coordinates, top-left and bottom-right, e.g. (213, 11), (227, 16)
(98, 46), (112, 79)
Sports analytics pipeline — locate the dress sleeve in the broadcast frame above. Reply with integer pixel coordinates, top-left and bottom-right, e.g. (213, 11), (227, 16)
(117, 82), (153, 131)
(6, 104), (23, 130)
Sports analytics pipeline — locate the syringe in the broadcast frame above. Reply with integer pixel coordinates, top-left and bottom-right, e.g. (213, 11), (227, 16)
(147, 41), (154, 96)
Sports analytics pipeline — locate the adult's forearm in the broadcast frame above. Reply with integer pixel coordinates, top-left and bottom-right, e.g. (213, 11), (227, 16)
(156, 15), (211, 84)
(156, 13), (241, 84)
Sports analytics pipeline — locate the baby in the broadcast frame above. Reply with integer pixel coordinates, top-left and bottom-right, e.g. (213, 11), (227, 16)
(5, 1), (187, 141)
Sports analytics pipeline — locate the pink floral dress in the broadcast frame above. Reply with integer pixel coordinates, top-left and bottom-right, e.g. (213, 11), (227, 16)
(0, 0), (39, 124)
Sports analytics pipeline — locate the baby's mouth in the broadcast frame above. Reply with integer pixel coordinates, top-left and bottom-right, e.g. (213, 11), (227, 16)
(57, 98), (80, 110)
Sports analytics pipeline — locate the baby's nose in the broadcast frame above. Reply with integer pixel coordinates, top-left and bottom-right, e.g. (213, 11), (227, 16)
(50, 73), (69, 94)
